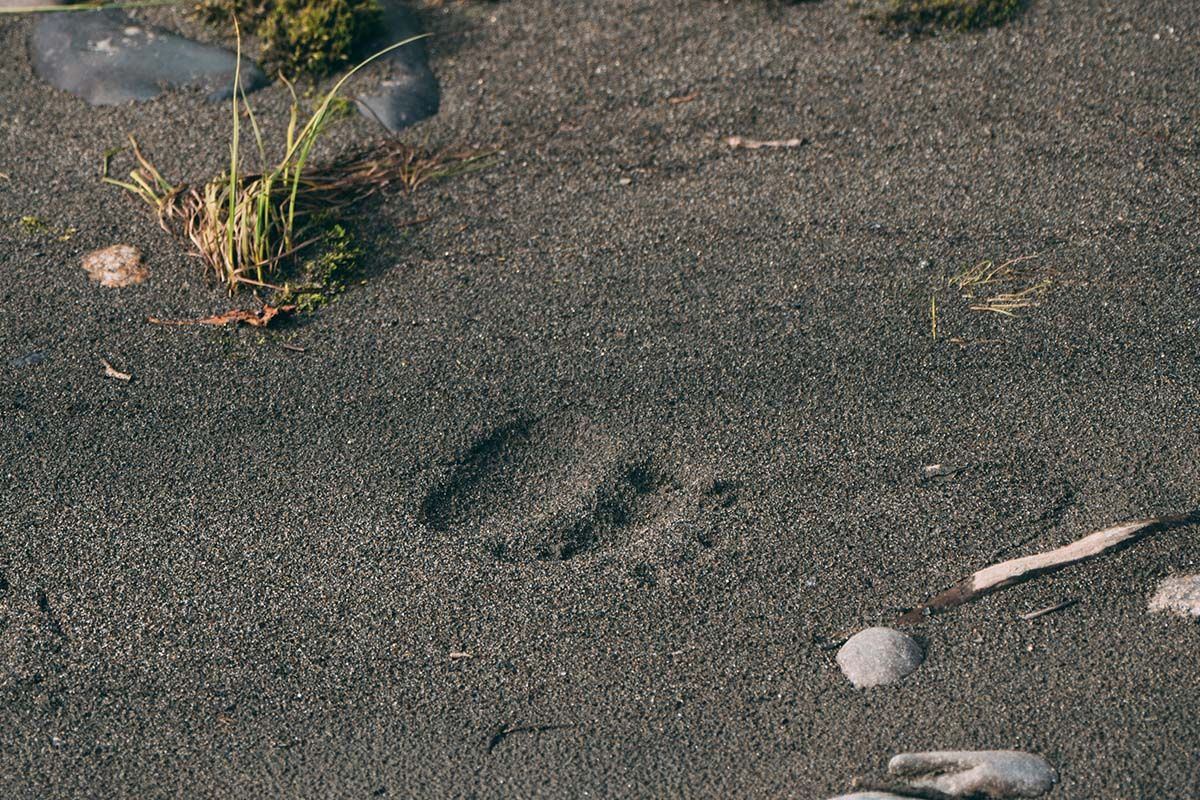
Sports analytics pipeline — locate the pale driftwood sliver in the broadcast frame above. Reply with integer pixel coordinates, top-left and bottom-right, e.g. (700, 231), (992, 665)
(898, 511), (1200, 626)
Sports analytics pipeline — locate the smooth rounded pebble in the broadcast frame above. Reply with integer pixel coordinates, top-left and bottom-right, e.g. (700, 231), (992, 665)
(354, 0), (439, 131)
(82, 244), (147, 287)
(836, 627), (924, 688)
(889, 750), (1057, 798)
(30, 10), (266, 106)
(1149, 574), (1200, 618)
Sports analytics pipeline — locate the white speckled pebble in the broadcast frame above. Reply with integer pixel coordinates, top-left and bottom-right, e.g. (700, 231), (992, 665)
(1149, 574), (1200, 618)
(836, 627), (924, 688)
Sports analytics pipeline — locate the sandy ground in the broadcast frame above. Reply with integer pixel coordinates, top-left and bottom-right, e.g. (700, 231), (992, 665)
(1, 1), (1199, 797)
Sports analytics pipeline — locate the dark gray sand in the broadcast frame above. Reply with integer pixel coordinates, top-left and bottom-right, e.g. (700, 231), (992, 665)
(2, 1), (1199, 797)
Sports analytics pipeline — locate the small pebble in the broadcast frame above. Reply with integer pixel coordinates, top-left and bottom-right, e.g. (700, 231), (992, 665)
(82, 244), (147, 287)
(836, 627), (924, 688)
(828, 794), (912, 800)
(889, 750), (1057, 798)
(1148, 574), (1200, 618)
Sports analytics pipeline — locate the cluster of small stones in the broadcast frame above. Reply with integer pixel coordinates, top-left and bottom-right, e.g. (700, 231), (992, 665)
(828, 568), (1198, 797)
(24, 0), (437, 132)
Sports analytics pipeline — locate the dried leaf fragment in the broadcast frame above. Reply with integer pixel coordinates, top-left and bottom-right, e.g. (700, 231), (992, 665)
(148, 304), (296, 329)
(725, 135), (807, 150)
(100, 358), (132, 382)
(82, 244), (148, 288)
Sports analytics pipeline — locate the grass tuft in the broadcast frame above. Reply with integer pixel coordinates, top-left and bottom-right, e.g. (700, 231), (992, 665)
(104, 29), (491, 303)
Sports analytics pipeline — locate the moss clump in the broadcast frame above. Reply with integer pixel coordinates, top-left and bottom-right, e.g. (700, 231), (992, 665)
(193, 0), (382, 79)
(17, 215), (75, 240)
(193, 0), (271, 36)
(18, 215), (50, 235)
(859, 0), (1028, 35)
(278, 223), (359, 313)
(259, 0), (383, 78)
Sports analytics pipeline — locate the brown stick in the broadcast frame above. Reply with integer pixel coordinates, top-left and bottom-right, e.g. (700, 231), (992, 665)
(897, 511), (1199, 626)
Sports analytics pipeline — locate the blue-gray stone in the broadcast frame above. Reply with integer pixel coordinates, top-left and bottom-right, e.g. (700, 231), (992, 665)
(9, 351), (46, 369)
(30, 10), (267, 105)
(354, 0), (440, 132)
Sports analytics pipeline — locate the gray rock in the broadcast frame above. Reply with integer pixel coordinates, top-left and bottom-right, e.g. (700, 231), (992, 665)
(354, 0), (439, 132)
(836, 627), (924, 688)
(889, 750), (1057, 798)
(1149, 574), (1200, 618)
(828, 794), (914, 800)
(30, 10), (266, 105)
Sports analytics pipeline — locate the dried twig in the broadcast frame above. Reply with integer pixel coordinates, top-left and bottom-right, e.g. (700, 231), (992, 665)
(725, 135), (807, 150)
(898, 512), (1200, 625)
(1019, 599), (1077, 621)
(100, 358), (132, 382)
(149, 303), (295, 328)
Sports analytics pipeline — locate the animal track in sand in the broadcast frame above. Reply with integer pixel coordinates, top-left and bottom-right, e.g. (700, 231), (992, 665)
(418, 417), (740, 561)
(419, 418), (536, 532)
(536, 456), (678, 561)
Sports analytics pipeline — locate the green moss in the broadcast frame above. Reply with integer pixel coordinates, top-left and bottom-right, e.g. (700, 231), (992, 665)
(278, 222), (359, 314)
(17, 215), (75, 240)
(18, 215), (49, 235)
(258, 0), (382, 78)
(193, 0), (270, 29)
(193, 0), (382, 79)
(859, 0), (1028, 34)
